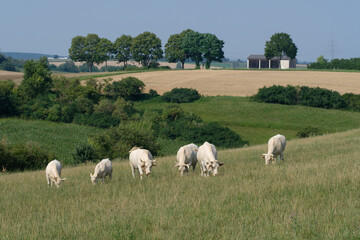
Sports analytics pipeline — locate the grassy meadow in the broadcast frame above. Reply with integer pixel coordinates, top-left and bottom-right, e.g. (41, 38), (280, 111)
(1, 129), (359, 239)
(136, 96), (360, 145)
(0, 118), (103, 164)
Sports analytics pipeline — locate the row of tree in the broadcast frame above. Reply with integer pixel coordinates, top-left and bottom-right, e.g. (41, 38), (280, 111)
(68, 29), (225, 72)
(308, 56), (360, 70)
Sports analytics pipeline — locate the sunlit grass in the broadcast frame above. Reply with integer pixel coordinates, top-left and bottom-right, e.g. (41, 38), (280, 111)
(0, 118), (103, 164)
(136, 96), (360, 145)
(0, 129), (359, 239)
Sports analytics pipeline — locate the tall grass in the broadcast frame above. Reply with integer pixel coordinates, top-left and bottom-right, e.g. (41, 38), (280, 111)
(0, 118), (103, 164)
(136, 96), (360, 145)
(0, 129), (359, 239)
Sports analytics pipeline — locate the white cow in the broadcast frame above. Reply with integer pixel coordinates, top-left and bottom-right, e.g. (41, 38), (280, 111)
(45, 159), (66, 188)
(90, 158), (113, 184)
(262, 134), (287, 165)
(197, 142), (224, 177)
(129, 147), (157, 179)
(175, 143), (198, 176)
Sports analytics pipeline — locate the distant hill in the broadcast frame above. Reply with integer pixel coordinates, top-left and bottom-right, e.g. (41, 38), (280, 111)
(1, 52), (66, 60)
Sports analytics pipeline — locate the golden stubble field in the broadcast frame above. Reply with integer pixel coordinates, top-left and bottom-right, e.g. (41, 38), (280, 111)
(2, 69), (360, 96)
(98, 70), (360, 96)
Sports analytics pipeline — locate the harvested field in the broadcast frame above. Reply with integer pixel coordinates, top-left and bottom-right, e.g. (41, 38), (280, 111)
(0, 70), (23, 84)
(98, 70), (360, 96)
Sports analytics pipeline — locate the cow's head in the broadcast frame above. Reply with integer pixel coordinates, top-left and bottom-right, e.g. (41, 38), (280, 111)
(262, 154), (275, 165)
(142, 159), (156, 175)
(55, 176), (66, 188)
(90, 173), (97, 184)
(211, 161), (224, 176)
(175, 162), (190, 176)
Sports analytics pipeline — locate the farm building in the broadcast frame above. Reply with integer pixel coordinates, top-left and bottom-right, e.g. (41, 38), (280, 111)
(247, 55), (296, 69)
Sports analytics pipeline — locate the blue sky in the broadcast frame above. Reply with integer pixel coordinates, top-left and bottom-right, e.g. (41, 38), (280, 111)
(1, 0), (359, 62)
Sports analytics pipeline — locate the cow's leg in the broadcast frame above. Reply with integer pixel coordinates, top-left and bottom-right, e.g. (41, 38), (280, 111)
(200, 164), (204, 177)
(138, 166), (144, 179)
(130, 163), (135, 178)
(280, 152), (285, 162)
(46, 174), (50, 186)
(109, 171), (112, 180)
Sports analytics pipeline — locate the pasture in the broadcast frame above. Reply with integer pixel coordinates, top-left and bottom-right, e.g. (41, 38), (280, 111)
(136, 96), (360, 146)
(0, 129), (359, 239)
(0, 118), (103, 164)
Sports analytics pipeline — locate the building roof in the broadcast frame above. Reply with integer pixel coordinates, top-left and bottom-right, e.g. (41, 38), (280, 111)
(247, 54), (294, 60)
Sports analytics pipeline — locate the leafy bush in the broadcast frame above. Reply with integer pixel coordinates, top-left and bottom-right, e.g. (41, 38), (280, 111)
(79, 63), (99, 72)
(183, 122), (247, 148)
(253, 85), (347, 110)
(73, 113), (120, 128)
(89, 120), (159, 159)
(252, 85), (297, 105)
(16, 57), (53, 100)
(296, 126), (322, 138)
(342, 93), (360, 111)
(104, 77), (145, 101)
(0, 80), (18, 116)
(72, 143), (98, 164)
(162, 88), (201, 103)
(149, 89), (159, 97)
(0, 139), (55, 171)
(298, 86), (346, 109)
(57, 61), (79, 73)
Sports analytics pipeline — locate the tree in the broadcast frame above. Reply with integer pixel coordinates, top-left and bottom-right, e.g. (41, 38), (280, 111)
(264, 32), (297, 68)
(97, 38), (113, 72)
(17, 57), (52, 99)
(131, 32), (163, 68)
(165, 30), (191, 69)
(69, 34), (102, 72)
(114, 35), (132, 70)
(181, 30), (204, 69)
(201, 33), (225, 69)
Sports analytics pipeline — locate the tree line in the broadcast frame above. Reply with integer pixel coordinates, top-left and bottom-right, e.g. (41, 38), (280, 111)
(308, 56), (360, 70)
(69, 29), (225, 72)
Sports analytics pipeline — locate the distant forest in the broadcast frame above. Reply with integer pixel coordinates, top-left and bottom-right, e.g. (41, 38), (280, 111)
(1, 52), (65, 60)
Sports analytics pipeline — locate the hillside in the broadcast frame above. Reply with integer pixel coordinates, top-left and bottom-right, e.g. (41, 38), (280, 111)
(1, 129), (359, 239)
(0, 119), (103, 164)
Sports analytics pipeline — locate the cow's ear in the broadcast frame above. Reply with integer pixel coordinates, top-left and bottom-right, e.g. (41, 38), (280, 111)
(261, 154), (266, 159)
(218, 161), (224, 166)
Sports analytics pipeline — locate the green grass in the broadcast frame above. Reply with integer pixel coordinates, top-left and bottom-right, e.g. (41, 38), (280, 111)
(136, 96), (360, 146)
(0, 118), (103, 164)
(0, 129), (359, 239)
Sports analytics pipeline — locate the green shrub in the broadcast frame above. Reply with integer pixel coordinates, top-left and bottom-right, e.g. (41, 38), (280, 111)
(298, 86), (346, 109)
(342, 93), (360, 111)
(162, 88), (201, 103)
(0, 80), (18, 116)
(104, 77), (145, 101)
(252, 85), (297, 105)
(89, 120), (159, 159)
(73, 113), (120, 128)
(0, 139), (55, 171)
(296, 126), (322, 138)
(72, 143), (98, 164)
(149, 89), (159, 97)
(57, 61), (79, 73)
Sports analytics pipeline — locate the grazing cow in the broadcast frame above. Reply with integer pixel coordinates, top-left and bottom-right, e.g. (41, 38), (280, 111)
(129, 147), (157, 179)
(90, 158), (113, 184)
(45, 159), (66, 188)
(175, 143), (198, 176)
(197, 142), (224, 177)
(262, 134), (287, 165)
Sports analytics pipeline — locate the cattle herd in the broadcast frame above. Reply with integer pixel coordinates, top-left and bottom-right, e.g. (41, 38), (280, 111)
(45, 135), (287, 187)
